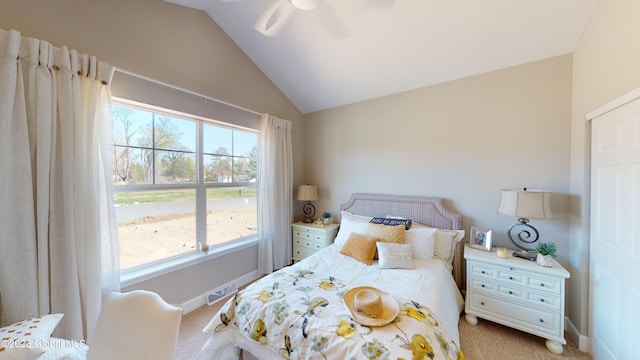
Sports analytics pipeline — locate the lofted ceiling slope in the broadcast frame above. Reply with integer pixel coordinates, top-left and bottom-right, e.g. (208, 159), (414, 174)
(167, 0), (598, 114)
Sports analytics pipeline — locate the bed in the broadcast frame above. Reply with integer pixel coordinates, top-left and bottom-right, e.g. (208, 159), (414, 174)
(202, 193), (467, 360)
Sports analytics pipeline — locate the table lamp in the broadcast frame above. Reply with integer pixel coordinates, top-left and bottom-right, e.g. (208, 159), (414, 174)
(498, 188), (553, 252)
(297, 185), (318, 223)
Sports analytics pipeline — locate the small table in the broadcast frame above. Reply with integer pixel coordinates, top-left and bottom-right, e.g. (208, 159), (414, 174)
(464, 245), (570, 354)
(291, 221), (339, 262)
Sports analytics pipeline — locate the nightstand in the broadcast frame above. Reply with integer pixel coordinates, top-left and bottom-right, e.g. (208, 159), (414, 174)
(291, 221), (339, 262)
(464, 245), (571, 354)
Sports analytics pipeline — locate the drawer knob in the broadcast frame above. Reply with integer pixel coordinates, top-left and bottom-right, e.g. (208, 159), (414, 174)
(539, 319), (544, 323)
(508, 291), (513, 295)
(509, 276), (513, 280)
(481, 270), (485, 274)
(481, 302), (485, 306)
(481, 284), (485, 288)
(541, 283), (545, 287)
(540, 299), (545, 302)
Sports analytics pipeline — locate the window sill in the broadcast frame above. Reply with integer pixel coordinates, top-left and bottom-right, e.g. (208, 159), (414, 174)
(120, 237), (259, 288)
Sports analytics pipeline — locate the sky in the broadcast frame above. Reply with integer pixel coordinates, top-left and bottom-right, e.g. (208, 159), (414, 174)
(112, 104), (257, 157)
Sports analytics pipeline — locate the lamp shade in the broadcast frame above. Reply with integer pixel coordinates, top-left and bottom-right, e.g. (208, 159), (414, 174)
(498, 189), (553, 219)
(297, 185), (318, 201)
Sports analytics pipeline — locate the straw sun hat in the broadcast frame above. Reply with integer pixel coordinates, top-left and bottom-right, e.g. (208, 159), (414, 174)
(343, 287), (400, 327)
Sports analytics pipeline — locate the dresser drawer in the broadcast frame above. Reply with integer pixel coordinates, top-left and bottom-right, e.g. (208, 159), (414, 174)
(527, 275), (562, 294)
(497, 284), (525, 300)
(525, 291), (561, 310)
(468, 292), (561, 337)
(293, 237), (325, 251)
(469, 263), (497, 279)
(497, 269), (525, 285)
(293, 229), (325, 244)
(468, 277), (497, 293)
(292, 246), (314, 261)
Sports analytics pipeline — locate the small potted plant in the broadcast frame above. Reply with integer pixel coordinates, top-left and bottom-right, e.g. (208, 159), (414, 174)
(535, 242), (557, 267)
(322, 212), (332, 225)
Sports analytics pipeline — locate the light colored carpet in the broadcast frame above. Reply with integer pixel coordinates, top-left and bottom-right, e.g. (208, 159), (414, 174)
(176, 296), (592, 360)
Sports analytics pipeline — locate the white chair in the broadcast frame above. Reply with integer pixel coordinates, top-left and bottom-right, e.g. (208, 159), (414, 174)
(87, 290), (183, 360)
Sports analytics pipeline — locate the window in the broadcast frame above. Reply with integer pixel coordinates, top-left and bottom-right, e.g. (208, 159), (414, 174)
(112, 100), (258, 270)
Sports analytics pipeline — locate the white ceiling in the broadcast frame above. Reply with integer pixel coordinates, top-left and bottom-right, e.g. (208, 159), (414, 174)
(167, 0), (599, 114)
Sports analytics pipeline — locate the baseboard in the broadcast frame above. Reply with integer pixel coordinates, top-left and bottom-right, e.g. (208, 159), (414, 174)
(180, 270), (261, 314)
(565, 316), (590, 352)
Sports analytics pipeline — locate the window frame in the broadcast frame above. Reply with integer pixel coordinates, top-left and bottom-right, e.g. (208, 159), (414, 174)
(112, 97), (260, 282)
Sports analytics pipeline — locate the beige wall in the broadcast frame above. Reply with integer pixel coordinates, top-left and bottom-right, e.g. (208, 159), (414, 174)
(304, 55), (572, 249)
(0, 0), (304, 306)
(570, 0), (640, 342)
(303, 54), (574, 324)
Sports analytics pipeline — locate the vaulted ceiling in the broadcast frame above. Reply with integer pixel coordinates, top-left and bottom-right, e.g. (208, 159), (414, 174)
(167, 0), (599, 114)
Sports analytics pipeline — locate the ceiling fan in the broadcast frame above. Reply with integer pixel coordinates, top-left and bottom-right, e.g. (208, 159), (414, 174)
(223, 0), (395, 37)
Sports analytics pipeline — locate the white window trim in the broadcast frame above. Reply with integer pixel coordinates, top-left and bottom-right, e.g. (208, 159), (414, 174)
(112, 98), (260, 285)
(121, 235), (259, 288)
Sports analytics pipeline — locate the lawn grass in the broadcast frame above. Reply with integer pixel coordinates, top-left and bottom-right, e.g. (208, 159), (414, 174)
(115, 187), (257, 205)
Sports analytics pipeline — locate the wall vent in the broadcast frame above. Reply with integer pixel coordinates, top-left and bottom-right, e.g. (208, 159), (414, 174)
(206, 282), (238, 306)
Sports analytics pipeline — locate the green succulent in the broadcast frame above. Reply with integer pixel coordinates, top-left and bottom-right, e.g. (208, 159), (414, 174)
(322, 212), (332, 219)
(536, 242), (558, 257)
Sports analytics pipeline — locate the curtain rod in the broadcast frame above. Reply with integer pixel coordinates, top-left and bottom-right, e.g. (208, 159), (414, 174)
(114, 67), (263, 116)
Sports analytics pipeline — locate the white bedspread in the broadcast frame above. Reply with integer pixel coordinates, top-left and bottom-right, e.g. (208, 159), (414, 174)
(202, 244), (464, 360)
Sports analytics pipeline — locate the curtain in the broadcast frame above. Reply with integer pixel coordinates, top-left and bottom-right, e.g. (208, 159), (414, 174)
(257, 114), (293, 274)
(0, 29), (119, 340)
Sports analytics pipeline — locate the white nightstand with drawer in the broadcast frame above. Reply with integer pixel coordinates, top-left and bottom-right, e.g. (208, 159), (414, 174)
(464, 245), (570, 354)
(291, 222), (339, 262)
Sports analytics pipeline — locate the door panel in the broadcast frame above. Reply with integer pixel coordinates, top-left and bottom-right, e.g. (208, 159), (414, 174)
(590, 96), (640, 360)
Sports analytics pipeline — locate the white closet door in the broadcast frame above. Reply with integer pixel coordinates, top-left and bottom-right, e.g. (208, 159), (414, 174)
(589, 94), (640, 360)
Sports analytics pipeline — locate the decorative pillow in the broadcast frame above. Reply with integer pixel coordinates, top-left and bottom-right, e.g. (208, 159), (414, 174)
(434, 229), (466, 263)
(377, 242), (414, 269)
(404, 226), (438, 261)
(369, 223), (405, 244)
(0, 313), (64, 360)
(340, 233), (378, 265)
(370, 217), (412, 230)
(369, 223), (405, 259)
(333, 211), (373, 248)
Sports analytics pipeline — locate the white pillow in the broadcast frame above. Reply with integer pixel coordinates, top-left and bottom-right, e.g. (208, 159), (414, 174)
(434, 229), (465, 263)
(377, 242), (414, 269)
(333, 211), (373, 248)
(342, 210), (373, 223)
(410, 222), (465, 263)
(404, 226), (437, 261)
(0, 313), (63, 360)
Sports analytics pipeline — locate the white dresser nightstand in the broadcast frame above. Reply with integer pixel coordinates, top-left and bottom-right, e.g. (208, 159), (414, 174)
(464, 245), (571, 354)
(291, 222), (339, 262)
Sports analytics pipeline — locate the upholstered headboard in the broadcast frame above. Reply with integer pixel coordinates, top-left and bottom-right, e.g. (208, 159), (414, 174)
(340, 193), (466, 291)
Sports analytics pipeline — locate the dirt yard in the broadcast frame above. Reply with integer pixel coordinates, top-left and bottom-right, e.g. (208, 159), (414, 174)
(118, 207), (257, 268)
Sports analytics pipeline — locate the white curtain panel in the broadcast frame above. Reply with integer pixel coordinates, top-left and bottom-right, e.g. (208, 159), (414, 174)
(0, 28), (120, 340)
(257, 114), (293, 274)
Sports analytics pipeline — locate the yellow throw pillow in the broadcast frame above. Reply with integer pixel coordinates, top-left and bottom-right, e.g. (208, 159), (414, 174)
(369, 223), (405, 258)
(340, 233), (379, 265)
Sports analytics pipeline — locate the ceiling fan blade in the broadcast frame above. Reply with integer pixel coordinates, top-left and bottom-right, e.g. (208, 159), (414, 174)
(255, 0), (296, 36)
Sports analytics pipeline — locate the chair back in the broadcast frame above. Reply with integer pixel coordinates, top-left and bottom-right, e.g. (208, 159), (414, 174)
(87, 290), (182, 360)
